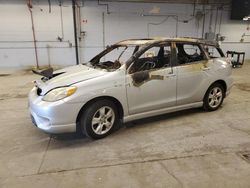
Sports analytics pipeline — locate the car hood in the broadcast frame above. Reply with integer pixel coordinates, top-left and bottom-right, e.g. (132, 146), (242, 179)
(36, 64), (107, 95)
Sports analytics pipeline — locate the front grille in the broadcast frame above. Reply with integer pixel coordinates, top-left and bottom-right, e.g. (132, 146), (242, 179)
(37, 87), (42, 96)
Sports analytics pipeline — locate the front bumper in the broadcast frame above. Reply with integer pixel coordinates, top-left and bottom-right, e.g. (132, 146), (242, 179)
(28, 87), (83, 134)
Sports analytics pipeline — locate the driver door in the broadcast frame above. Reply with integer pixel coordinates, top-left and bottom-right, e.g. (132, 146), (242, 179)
(126, 43), (177, 115)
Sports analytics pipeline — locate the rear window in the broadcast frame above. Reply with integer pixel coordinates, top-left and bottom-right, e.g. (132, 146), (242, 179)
(183, 44), (202, 56)
(204, 45), (224, 58)
(176, 43), (206, 64)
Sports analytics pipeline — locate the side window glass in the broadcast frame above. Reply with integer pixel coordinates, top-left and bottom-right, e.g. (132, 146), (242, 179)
(204, 45), (224, 58)
(183, 44), (201, 56)
(130, 44), (171, 73)
(176, 43), (205, 65)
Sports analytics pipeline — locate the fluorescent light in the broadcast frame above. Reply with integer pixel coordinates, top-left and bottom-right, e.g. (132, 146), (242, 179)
(243, 15), (250, 21)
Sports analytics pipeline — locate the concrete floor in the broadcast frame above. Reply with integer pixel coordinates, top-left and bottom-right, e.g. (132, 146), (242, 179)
(1, 63), (250, 188)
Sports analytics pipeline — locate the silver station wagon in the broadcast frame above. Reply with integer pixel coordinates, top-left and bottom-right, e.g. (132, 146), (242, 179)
(29, 37), (233, 139)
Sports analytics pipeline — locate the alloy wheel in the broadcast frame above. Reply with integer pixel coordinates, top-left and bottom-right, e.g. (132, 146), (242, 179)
(208, 87), (223, 108)
(91, 106), (115, 135)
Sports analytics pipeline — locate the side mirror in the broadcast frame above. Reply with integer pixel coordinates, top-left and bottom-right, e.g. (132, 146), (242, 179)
(131, 71), (150, 86)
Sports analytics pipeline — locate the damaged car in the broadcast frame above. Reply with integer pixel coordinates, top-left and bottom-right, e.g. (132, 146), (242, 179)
(29, 38), (233, 139)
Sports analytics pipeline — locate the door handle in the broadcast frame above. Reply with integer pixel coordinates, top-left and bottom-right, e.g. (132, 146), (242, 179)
(150, 75), (164, 80)
(201, 67), (210, 71)
(166, 74), (176, 78)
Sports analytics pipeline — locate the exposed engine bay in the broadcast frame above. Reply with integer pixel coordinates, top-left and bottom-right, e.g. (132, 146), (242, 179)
(32, 68), (65, 82)
(92, 60), (122, 70)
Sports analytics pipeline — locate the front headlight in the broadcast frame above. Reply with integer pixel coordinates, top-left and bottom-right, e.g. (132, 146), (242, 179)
(42, 86), (77, 102)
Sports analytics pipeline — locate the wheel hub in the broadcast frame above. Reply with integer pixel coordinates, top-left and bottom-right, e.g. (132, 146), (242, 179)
(208, 87), (223, 108)
(91, 106), (115, 135)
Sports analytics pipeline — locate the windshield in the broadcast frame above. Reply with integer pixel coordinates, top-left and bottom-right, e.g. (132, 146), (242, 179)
(89, 45), (140, 71)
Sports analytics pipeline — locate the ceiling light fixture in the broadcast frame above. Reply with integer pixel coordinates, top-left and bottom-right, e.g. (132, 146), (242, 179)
(243, 15), (250, 21)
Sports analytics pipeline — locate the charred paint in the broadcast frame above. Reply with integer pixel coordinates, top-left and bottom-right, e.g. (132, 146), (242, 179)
(131, 70), (164, 87)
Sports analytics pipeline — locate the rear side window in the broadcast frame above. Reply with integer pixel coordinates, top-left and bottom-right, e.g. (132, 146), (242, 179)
(204, 45), (224, 58)
(183, 44), (201, 56)
(176, 43), (206, 65)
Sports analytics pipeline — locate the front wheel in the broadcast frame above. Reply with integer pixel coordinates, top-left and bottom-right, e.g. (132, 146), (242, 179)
(80, 99), (119, 139)
(203, 83), (225, 111)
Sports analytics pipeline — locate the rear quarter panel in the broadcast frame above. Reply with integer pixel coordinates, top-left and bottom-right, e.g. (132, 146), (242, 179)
(177, 58), (232, 105)
(201, 58), (233, 96)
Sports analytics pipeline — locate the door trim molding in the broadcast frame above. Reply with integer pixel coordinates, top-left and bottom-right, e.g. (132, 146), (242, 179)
(123, 101), (203, 123)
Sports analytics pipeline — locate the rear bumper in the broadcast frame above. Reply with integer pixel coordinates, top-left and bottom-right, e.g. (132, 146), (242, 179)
(28, 87), (83, 134)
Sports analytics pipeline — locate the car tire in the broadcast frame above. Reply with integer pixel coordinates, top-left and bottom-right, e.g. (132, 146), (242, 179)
(203, 83), (225, 111)
(80, 99), (119, 139)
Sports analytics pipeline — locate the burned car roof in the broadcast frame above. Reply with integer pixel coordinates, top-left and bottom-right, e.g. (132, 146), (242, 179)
(116, 37), (219, 47)
(116, 39), (158, 46)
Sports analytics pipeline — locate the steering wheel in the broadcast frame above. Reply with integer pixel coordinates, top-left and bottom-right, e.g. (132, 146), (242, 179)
(138, 61), (155, 71)
(99, 62), (110, 69)
(113, 60), (121, 69)
(99, 61), (115, 68)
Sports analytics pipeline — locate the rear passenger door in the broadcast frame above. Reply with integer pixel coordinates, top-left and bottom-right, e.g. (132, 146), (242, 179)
(174, 42), (211, 105)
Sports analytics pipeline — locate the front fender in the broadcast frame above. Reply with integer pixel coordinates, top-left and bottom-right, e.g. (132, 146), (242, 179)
(63, 71), (129, 117)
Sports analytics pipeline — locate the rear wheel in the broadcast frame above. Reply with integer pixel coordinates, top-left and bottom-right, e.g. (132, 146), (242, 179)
(203, 83), (225, 111)
(80, 99), (119, 139)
